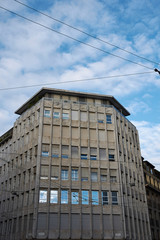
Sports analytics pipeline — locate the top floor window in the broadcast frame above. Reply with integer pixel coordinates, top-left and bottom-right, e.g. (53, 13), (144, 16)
(62, 113), (69, 120)
(106, 115), (112, 124)
(53, 112), (60, 119)
(44, 109), (51, 118)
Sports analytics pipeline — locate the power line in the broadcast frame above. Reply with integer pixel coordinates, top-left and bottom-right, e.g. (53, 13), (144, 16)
(14, 0), (160, 67)
(0, 5), (154, 71)
(0, 71), (154, 91)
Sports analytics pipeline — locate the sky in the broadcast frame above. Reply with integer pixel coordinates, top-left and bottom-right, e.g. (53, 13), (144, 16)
(0, 0), (160, 170)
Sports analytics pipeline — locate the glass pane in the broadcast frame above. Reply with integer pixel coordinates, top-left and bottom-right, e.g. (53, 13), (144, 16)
(72, 192), (79, 204)
(61, 190), (68, 204)
(39, 190), (47, 203)
(50, 190), (58, 203)
(82, 191), (89, 204)
(92, 191), (99, 205)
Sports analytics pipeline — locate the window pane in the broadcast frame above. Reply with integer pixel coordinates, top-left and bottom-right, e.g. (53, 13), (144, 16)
(102, 191), (108, 205)
(82, 191), (89, 204)
(44, 109), (51, 117)
(50, 190), (58, 203)
(72, 169), (78, 181)
(72, 110), (78, 120)
(61, 190), (68, 204)
(106, 115), (112, 124)
(112, 191), (118, 205)
(72, 192), (79, 204)
(91, 172), (98, 182)
(62, 113), (69, 119)
(53, 112), (60, 119)
(39, 190), (47, 203)
(61, 169), (68, 180)
(92, 191), (99, 205)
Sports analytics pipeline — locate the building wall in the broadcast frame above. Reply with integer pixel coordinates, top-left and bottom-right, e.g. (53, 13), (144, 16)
(0, 90), (151, 240)
(143, 161), (160, 240)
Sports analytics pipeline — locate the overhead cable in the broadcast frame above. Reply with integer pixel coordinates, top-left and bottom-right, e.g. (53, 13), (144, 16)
(14, 0), (160, 67)
(0, 71), (154, 91)
(0, 6), (154, 70)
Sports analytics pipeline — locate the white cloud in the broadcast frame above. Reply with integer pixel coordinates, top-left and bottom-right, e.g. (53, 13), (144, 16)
(133, 121), (160, 171)
(127, 100), (151, 115)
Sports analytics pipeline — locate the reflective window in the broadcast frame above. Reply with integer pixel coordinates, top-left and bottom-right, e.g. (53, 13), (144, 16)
(50, 190), (58, 203)
(61, 190), (68, 204)
(39, 190), (47, 203)
(72, 192), (79, 204)
(82, 190), (89, 205)
(92, 191), (99, 205)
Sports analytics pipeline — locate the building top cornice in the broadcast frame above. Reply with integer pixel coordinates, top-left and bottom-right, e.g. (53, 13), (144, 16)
(15, 87), (130, 116)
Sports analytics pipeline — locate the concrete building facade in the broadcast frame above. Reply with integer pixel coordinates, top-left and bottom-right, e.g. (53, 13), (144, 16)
(143, 159), (160, 240)
(0, 88), (151, 240)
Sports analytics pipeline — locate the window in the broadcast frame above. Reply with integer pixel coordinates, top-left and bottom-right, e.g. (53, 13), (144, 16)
(62, 145), (69, 159)
(90, 148), (97, 160)
(61, 169), (68, 180)
(42, 151), (49, 157)
(112, 191), (118, 205)
(89, 112), (96, 122)
(72, 192), (79, 204)
(40, 165), (49, 179)
(82, 191), (89, 204)
(62, 113), (69, 119)
(72, 110), (78, 120)
(42, 144), (49, 157)
(81, 147), (88, 160)
(110, 176), (117, 183)
(99, 148), (106, 160)
(51, 166), (59, 180)
(102, 191), (108, 205)
(39, 190), (47, 203)
(81, 168), (88, 181)
(52, 145), (59, 158)
(91, 171), (98, 182)
(98, 113), (104, 123)
(53, 112), (60, 119)
(61, 190), (68, 204)
(108, 149), (115, 161)
(92, 191), (99, 205)
(71, 146), (78, 159)
(50, 190), (58, 203)
(80, 112), (87, 121)
(72, 169), (78, 181)
(106, 114), (112, 124)
(44, 109), (51, 117)
(100, 169), (107, 182)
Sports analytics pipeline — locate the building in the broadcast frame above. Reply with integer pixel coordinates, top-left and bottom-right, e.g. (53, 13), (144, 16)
(0, 88), (151, 240)
(143, 159), (160, 240)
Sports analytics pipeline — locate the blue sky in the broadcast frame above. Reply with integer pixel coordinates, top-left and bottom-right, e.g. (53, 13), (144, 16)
(0, 0), (160, 169)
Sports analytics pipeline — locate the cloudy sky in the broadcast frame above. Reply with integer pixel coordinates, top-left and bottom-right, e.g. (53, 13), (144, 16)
(0, 0), (160, 169)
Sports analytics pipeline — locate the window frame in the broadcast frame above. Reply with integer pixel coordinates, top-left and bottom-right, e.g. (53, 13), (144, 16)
(61, 169), (68, 180)
(50, 190), (58, 204)
(39, 190), (47, 203)
(106, 114), (112, 124)
(82, 190), (89, 205)
(92, 191), (99, 205)
(102, 191), (108, 205)
(53, 112), (60, 119)
(71, 169), (78, 181)
(44, 109), (51, 118)
(111, 191), (118, 205)
(71, 192), (79, 204)
(61, 190), (68, 204)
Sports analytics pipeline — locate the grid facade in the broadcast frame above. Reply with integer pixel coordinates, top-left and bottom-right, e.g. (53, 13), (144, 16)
(0, 88), (151, 240)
